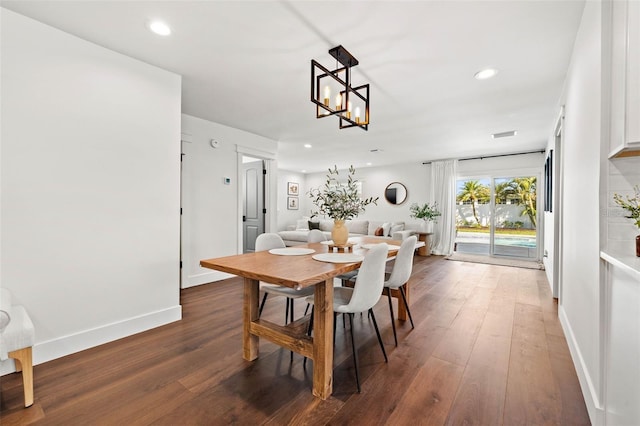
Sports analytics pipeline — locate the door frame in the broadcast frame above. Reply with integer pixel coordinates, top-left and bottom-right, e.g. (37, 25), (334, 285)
(553, 107), (565, 301)
(235, 146), (276, 255)
(456, 168), (542, 261)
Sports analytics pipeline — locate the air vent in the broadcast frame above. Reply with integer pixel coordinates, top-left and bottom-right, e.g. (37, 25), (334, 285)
(492, 130), (517, 139)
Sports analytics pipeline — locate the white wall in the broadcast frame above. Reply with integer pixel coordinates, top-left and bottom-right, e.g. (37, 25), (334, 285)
(0, 9), (182, 368)
(296, 163), (430, 229)
(456, 152), (544, 178)
(277, 170), (307, 231)
(555, 2), (604, 422)
(180, 114), (278, 288)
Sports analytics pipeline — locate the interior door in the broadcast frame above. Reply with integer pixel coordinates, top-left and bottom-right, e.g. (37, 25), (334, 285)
(242, 159), (264, 253)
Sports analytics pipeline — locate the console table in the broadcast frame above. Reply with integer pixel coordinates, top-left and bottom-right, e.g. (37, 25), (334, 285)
(415, 232), (432, 256)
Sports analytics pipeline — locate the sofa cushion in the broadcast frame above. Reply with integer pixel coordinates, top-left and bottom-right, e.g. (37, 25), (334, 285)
(347, 220), (368, 235)
(308, 221), (320, 230)
(296, 219), (310, 230)
(390, 223), (404, 235)
(374, 227), (384, 236)
(319, 220), (334, 232)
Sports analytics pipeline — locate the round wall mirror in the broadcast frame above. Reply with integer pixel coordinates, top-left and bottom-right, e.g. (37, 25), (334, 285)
(384, 182), (408, 205)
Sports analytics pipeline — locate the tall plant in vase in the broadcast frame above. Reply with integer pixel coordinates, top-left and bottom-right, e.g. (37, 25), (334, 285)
(409, 202), (441, 232)
(308, 165), (378, 246)
(613, 184), (640, 257)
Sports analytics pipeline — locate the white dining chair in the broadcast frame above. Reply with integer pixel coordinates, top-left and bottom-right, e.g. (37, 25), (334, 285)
(306, 243), (389, 393)
(383, 235), (417, 346)
(256, 233), (315, 325)
(307, 229), (327, 243)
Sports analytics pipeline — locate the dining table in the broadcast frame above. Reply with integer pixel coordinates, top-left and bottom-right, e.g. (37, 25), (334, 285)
(199, 236), (419, 399)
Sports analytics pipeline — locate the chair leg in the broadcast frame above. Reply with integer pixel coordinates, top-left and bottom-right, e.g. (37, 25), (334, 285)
(369, 308), (388, 363)
(304, 306), (315, 369)
(285, 298), (290, 324)
(333, 311), (344, 352)
(259, 293), (268, 317)
(304, 303), (310, 316)
(287, 298), (296, 362)
(386, 287), (398, 346)
(399, 286), (415, 329)
(348, 313), (361, 393)
(9, 347), (34, 408)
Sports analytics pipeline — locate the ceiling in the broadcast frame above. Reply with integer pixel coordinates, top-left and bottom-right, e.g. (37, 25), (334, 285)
(2, 1), (585, 173)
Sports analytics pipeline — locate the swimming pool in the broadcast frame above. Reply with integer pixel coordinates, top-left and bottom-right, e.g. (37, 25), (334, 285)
(455, 232), (536, 248)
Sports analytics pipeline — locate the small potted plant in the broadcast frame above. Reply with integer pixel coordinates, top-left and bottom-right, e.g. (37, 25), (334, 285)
(613, 184), (640, 257)
(308, 165), (378, 246)
(409, 202), (441, 232)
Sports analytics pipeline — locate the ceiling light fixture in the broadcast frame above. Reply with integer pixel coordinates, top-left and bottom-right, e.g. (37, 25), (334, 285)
(304, 144), (312, 148)
(492, 130), (518, 138)
(474, 68), (498, 80)
(148, 20), (171, 36)
(311, 45), (369, 130)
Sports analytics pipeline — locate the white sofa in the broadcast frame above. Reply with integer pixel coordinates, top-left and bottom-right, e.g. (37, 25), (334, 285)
(278, 218), (418, 247)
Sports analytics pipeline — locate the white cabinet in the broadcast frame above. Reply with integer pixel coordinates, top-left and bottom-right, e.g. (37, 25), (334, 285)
(601, 254), (640, 426)
(609, 0), (640, 158)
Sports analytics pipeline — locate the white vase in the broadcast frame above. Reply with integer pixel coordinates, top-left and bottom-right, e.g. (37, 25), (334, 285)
(421, 220), (432, 233)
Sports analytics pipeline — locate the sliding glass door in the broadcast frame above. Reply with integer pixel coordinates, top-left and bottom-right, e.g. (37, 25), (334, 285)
(455, 175), (538, 260)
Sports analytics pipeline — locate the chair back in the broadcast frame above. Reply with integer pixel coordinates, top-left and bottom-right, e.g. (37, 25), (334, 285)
(255, 233), (286, 252)
(345, 243), (388, 312)
(385, 236), (417, 289)
(307, 229), (327, 243)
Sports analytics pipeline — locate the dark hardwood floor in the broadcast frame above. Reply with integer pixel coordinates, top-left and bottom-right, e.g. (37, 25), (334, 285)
(0, 255), (590, 425)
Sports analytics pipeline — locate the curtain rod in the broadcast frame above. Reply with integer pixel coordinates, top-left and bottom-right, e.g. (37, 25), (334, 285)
(422, 149), (545, 165)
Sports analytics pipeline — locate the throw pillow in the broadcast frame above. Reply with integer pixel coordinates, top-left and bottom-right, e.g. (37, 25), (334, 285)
(308, 221), (320, 230)
(296, 219), (310, 231)
(390, 224), (404, 235)
(374, 227), (384, 236)
(381, 222), (391, 237)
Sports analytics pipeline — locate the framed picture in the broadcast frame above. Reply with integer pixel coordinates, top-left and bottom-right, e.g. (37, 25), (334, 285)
(287, 182), (299, 196)
(287, 197), (299, 210)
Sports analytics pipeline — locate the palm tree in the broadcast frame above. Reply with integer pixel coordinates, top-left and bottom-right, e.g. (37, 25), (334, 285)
(505, 177), (537, 227)
(494, 181), (511, 204)
(457, 180), (490, 224)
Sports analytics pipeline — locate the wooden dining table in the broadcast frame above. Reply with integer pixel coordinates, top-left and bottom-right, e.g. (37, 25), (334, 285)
(199, 236), (417, 399)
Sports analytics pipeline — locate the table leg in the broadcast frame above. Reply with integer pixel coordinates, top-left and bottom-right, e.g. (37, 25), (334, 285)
(243, 277), (260, 361)
(397, 282), (410, 321)
(312, 279), (334, 399)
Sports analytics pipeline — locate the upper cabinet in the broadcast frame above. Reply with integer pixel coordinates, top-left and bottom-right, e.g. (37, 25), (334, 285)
(609, 0), (640, 158)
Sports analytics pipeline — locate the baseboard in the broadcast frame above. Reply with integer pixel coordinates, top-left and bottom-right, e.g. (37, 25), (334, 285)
(183, 270), (234, 288)
(559, 305), (605, 425)
(1, 304), (182, 376)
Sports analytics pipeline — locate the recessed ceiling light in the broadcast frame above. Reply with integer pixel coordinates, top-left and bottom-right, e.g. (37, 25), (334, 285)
(301, 170), (307, 173)
(148, 20), (171, 36)
(492, 130), (518, 139)
(366, 162), (372, 166)
(474, 68), (498, 80)
(304, 144), (312, 148)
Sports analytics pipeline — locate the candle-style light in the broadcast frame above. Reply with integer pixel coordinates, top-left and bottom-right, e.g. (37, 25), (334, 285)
(310, 45), (369, 130)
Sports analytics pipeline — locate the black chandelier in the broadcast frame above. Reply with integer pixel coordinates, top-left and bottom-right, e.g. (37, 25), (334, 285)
(310, 45), (369, 130)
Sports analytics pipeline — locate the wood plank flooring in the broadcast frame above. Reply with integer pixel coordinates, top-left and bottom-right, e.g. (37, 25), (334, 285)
(0, 256), (590, 425)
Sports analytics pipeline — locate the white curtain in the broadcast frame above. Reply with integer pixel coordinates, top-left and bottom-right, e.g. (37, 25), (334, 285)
(428, 160), (457, 255)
